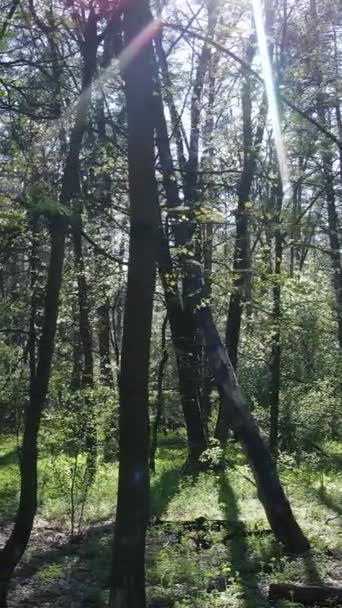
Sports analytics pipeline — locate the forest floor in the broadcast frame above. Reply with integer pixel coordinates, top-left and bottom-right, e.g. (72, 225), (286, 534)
(0, 434), (342, 608)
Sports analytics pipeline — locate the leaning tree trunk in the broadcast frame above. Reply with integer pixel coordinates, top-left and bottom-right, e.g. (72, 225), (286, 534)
(183, 259), (310, 554)
(108, 1), (160, 606)
(0, 11), (98, 605)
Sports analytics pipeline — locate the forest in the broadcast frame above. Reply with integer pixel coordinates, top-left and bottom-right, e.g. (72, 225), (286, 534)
(0, 0), (341, 606)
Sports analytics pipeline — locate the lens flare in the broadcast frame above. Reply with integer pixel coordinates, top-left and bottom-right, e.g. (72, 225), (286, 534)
(252, 0), (289, 191)
(32, 18), (163, 152)
(119, 18), (163, 71)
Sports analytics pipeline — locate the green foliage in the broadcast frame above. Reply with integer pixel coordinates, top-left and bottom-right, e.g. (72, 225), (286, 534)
(0, 437), (341, 606)
(0, 341), (27, 431)
(35, 562), (64, 582)
(0, 437), (20, 520)
(281, 378), (342, 453)
(38, 385), (118, 534)
(199, 439), (224, 470)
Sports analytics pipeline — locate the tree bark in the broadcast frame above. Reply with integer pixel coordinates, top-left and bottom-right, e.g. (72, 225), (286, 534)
(269, 182), (283, 458)
(215, 51), (267, 443)
(153, 43), (207, 465)
(0, 9), (98, 604)
(73, 211), (97, 485)
(269, 583), (342, 605)
(72, 210), (94, 390)
(310, 0), (342, 349)
(321, 149), (342, 348)
(108, 1), (160, 605)
(0, 219), (66, 607)
(184, 260), (310, 554)
(98, 299), (114, 388)
(150, 314), (169, 473)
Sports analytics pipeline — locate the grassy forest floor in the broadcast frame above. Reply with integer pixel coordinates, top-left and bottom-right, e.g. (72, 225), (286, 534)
(0, 434), (342, 608)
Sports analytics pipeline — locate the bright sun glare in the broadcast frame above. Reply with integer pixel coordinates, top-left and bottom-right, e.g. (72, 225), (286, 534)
(40, 0), (289, 198)
(252, 0), (290, 191)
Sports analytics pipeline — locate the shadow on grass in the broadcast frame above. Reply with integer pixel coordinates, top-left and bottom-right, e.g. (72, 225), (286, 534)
(284, 481), (338, 585)
(11, 522), (113, 607)
(218, 472), (268, 608)
(317, 487), (342, 517)
(300, 480), (342, 519)
(302, 551), (324, 584)
(150, 463), (188, 520)
(311, 445), (342, 472)
(157, 433), (187, 450)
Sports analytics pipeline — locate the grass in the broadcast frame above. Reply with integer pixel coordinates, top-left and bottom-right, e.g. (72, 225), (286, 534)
(0, 436), (20, 521)
(0, 432), (341, 607)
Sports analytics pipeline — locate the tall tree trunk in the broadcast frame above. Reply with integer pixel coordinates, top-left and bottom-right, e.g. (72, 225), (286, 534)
(324, 155), (342, 348)
(27, 218), (39, 385)
(197, 19), (219, 429)
(153, 41), (207, 465)
(72, 212), (94, 390)
(154, 4), (219, 455)
(70, 313), (82, 390)
(98, 299), (114, 388)
(108, 1), (159, 605)
(0, 219), (66, 607)
(0, 10), (98, 604)
(184, 260), (310, 554)
(215, 55), (267, 442)
(154, 30), (187, 178)
(269, 182), (283, 458)
(72, 211), (97, 484)
(310, 0), (342, 349)
(150, 314), (169, 473)
(182, 1), (218, 428)
(224, 43), (260, 370)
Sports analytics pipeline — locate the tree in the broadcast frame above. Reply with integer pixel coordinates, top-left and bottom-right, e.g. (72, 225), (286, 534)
(108, 0), (160, 605)
(0, 3), (100, 603)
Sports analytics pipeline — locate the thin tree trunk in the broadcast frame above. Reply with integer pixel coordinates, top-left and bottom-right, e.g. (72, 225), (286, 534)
(27, 218), (39, 385)
(269, 182), (283, 458)
(310, 0), (342, 349)
(150, 314), (169, 473)
(153, 41), (207, 465)
(72, 212), (94, 389)
(108, 1), (159, 605)
(0, 10), (98, 603)
(225, 44), (261, 370)
(0, 0), (19, 40)
(182, 3), (218, 428)
(324, 159), (342, 348)
(98, 299), (114, 388)
(72, 212), (97, 484)
(0, 220), (66, 606)
(215, 58), (267, 442)
(70, 302), (82, 391)
(198, 21), (219, 429)
(154, 31), (187, 178)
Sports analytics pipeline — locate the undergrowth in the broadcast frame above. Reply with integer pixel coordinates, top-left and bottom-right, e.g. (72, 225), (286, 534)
(0, 432), (341, 607)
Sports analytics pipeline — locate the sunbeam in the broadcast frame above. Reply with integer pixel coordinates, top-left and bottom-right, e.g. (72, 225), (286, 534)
(252, 0), (290, 191)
